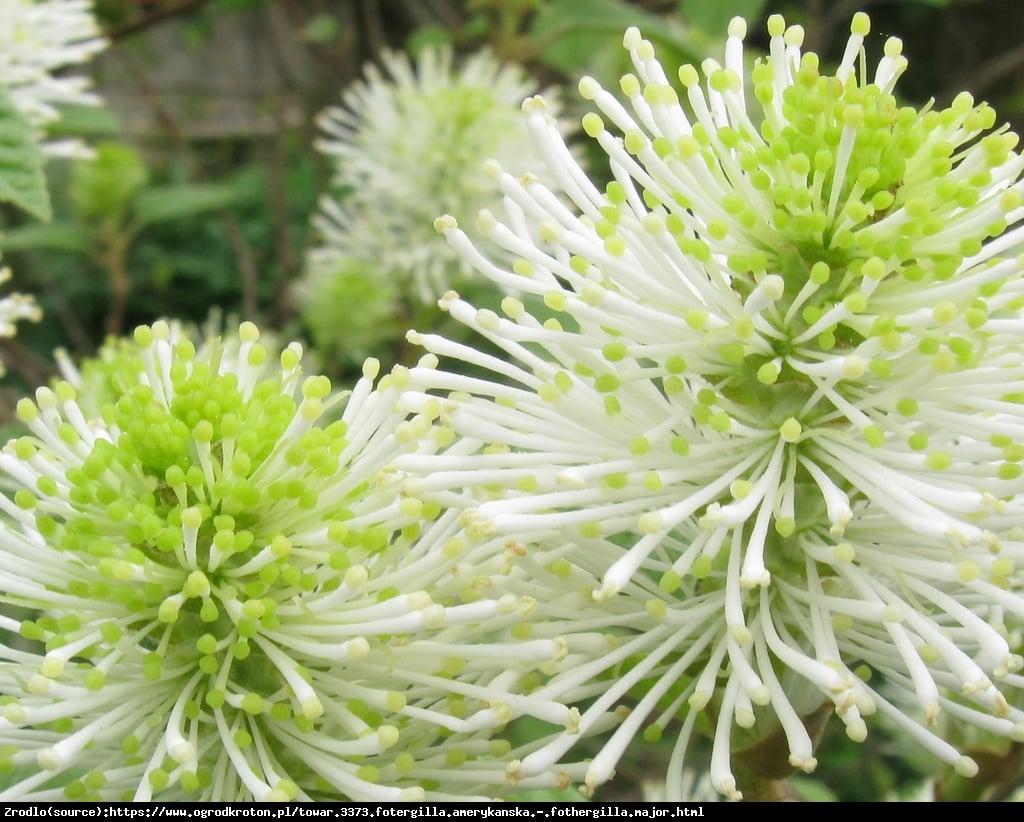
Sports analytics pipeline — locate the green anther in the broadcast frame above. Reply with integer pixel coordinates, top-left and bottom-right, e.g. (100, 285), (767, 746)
(809, 262), (830, 285)
(16, 398), (38, 422)
(843, 293), (867, 313)
(604, 236), (627, 256)
(864, 425), (885, 447)
(774, 518), (796, 537)
(185, 571), (210, 598)
(948, 337), (973, 358)
(925, 451), (952, 470)
(624, 129), (648, 155)
(684, 309), (708, 330)
(581, 111), (602, 139)
(631, 436), (651, 455)
(659, 570), (681, 594)
(999, 463), (1022, 480)
(720, 342), (745, 364)
(158, 599), (180, 624)
(869, 359), (891, 378)
(932, 301), (958, 324)
(1003, 443), (1024, 462)
(618, 73), (641, 99)
(908, 432), (929, 451)
(896, 398), (919, 416)
(544, 291), (567, 312)
(604, 473), (628, 490)
(143, 652), (163, 681)
(780, 418), (802, 442)
(200, 600), (219, 622)
(602, 342), (627, 362)
(100, 622), (122, 643)
(670, 436), (690, 456)
(932, 352), (956, 373)
(133, 325), (154, 347)
(14, 490), (35, 510)
(692, 555), (712, 579)
(665, 355), (687, 374)
(861, 257), (886, 279)
(757, 362), (778, 384)
(196, 634), (218, 655)
(240, 693), (264, 715)
(192, 420), (214, 442)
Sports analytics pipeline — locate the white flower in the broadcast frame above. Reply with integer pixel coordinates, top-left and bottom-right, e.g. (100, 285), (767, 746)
(306, 45), (566, 306)
(0, 320), (581, 801)
(0, 0), (106, 151)
(398, 13), (1024, 799)
(0, 266), (41, 373)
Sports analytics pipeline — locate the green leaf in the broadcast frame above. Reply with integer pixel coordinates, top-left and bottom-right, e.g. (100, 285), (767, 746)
(406, 24), (453, 58)
(300, 13), (341, 44)
(45, 104), (122, 139)
(0, 222), (91, 254)
(531, 0), (703, 82)
(133, 183), (238, 227)
(0, 85), (51, 222)
(678, 0), (769, 36)
(69, 142), (149, 225)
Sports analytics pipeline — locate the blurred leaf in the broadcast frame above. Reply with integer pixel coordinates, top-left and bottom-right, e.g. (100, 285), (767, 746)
(531, 0), (669, 73)
(531, 0), (703, 85)
(791, 775), (838, 802)
(513, 788), (589, 801)
(0, 85), (51, 223)
(678, 0), (768, 35)
(0, 222), (91, 254)
(133, 183), (238, 227)
(69, 142), (148, 225)
(406, 24), (453, 58)
(46, 104), (122, 139)
(300, 13), (341, 44)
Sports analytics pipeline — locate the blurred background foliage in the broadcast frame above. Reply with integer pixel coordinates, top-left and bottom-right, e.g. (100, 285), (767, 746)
(0, 0), (1022, 800)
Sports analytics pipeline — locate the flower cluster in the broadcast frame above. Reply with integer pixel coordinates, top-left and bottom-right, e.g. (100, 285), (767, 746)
(0, 0), (106, 153)
(0, 321), (587, 801)
(299, 44), (570, 367)
(4, 8), (1024, 805)
(398, 13), (1024, 799)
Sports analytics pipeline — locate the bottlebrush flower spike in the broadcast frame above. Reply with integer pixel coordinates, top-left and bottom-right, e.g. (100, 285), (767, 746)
(0, 321), (582, 800)
(399, 13), (1024, 799)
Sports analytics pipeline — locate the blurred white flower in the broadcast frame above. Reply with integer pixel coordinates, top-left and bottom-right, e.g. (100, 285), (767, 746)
(307, 45), (567, 306)
(0, 266), (40, 355)
(399, 13), (1024, 799)
(0, 0), (107, 152)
